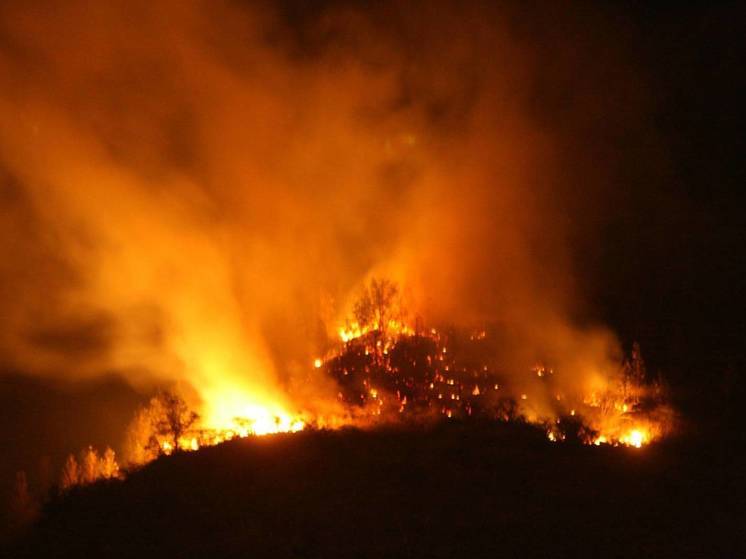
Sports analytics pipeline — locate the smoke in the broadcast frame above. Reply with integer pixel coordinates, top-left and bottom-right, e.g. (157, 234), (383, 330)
(0, 0), (642, 423)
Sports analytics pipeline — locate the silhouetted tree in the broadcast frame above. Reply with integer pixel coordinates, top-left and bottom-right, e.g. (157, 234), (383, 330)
(353, 277), (400, 338)
(621, 341), (647, 403)
(125, 406), (159, 465)
(146, 391), (199, 455)
(628, 342), (646, 384)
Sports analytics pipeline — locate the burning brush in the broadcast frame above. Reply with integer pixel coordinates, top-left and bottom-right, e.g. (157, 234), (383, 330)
(58, 280), (674, 491)
(313, 280), (674, 448)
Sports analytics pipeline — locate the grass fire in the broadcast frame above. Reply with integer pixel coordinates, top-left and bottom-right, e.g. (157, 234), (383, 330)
(0, 0), (743, 557)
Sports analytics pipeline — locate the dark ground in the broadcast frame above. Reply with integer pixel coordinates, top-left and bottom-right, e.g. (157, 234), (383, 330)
(0, 373), (145, 520)
(6, 422), (744, 558)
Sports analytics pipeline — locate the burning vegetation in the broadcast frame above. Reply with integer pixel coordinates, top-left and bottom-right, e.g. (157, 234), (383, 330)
(59, 446), (120, 491)
(317, 280), (673, 448)
(59, 390), (305, 490)
(56, 279), (673, 492)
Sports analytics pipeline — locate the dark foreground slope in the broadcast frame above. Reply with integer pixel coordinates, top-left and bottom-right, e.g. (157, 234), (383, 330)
(8, 423), (744, 558)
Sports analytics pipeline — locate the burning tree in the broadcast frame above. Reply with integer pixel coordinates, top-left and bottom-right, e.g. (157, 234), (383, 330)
(145, 391), (199, 456)
(100, 447), (120, 478)
(59, 446), (121, 491)
(80, 446), (100, 484)
(352, 278), (401, 340)
(56, 395), (196, 493)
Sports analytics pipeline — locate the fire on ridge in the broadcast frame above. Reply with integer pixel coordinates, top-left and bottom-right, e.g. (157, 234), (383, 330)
(58, 280), (674, 491)
(316, 319), (671, 449)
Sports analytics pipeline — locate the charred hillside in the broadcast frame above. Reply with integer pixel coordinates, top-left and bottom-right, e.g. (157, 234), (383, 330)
(9, 423), (741, 558)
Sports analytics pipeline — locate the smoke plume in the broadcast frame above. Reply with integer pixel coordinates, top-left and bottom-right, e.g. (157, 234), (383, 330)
(0, 0), (643, 425)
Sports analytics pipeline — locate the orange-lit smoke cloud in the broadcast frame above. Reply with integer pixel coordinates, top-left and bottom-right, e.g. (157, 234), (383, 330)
(0, 0), (638, 422)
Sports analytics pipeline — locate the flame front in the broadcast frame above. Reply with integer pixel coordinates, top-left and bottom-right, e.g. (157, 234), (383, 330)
(315, 318), (673, 449)
(199, 387), (304, 438)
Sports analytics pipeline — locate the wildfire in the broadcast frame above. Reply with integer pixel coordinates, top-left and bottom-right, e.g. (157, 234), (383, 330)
(621, 429), (646, 448)
(206, 403), (304, 436)
(593, 429), (646, 448)
(168, 410), (305, 453)
(319, 314), (672, 450)
(58, 297), (672, 493)
(338, 319), (414, 344)
(61, 390), (306, 491)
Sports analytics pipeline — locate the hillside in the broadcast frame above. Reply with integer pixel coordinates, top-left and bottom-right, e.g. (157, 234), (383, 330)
(8, 422), (742, 558)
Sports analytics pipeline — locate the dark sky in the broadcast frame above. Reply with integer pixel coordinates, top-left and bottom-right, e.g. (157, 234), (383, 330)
(486, 1), (745, 382)
(589, 3), (744, 377)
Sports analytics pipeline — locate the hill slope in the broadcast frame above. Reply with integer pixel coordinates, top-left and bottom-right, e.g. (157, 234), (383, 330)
(8, 423), (742, 558)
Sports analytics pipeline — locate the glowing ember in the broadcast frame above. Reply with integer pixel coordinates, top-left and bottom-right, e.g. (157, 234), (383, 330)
(320, 310), (672, 449)
(339, 320), (414, 344)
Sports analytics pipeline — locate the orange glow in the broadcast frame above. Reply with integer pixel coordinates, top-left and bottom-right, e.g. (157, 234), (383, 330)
(594, 428), (648, 448)
(199, 389), (305, 438)
(317, 316), (672, 450)
(624, 429), (645, 448)
(338, 320), (414, 344)
(0, 1), (681, 501)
